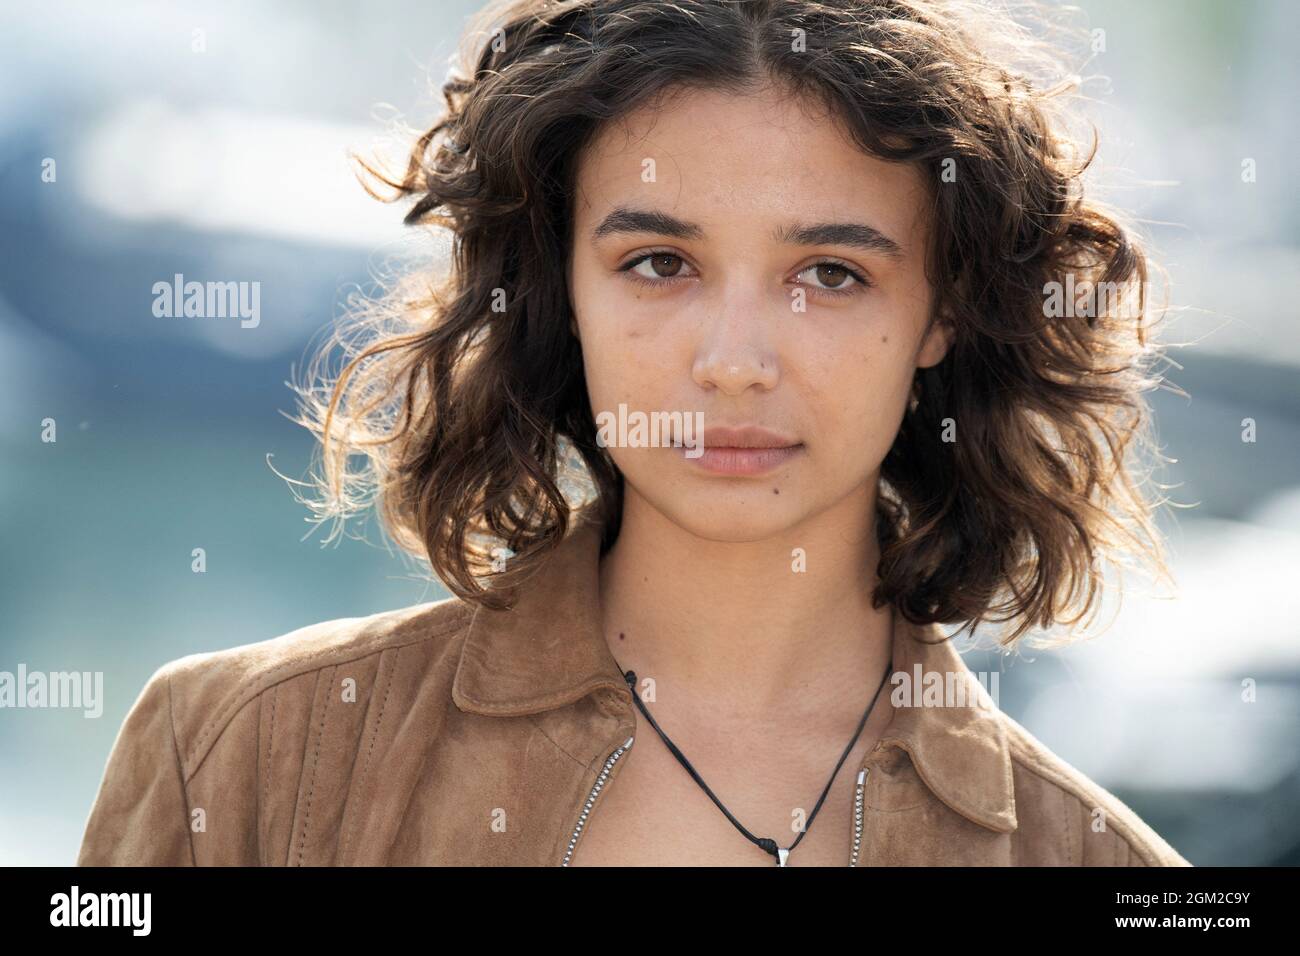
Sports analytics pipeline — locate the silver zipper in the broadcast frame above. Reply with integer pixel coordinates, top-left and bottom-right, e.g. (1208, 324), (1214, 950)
(562, 738), (871, 866)
(848, 767), (869, 867)
(561, 735), (634, 866)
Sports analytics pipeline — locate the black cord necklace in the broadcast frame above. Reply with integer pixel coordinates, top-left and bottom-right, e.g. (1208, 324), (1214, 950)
(612, 654), (894, 867)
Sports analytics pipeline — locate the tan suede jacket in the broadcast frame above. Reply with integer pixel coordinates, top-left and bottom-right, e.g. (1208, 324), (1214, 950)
(77, 509), (1192, 866)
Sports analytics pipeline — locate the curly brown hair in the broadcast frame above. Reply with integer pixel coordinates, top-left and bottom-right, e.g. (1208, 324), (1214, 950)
(288, 0), (1173, 643)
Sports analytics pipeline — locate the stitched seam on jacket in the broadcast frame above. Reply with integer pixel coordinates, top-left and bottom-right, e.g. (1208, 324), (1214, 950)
(340, 646), (400, 862)
(1064, 781), (1077, 864)
(1009, 749), (1165, 866)
(296, 665), (335, 866)
(260, 684), (277, 868)
(165, 669), (198, 866)
(181, 613), (470, 780)
(525, 713), (591, 768)
(456, 673), (626, 716)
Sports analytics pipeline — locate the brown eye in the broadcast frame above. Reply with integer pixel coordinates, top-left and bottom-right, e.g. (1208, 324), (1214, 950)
(621, 252), (694, 287)
(816, 263), (850, 288)
(645, 254), (684, 278)
(794, 260), (871, 298)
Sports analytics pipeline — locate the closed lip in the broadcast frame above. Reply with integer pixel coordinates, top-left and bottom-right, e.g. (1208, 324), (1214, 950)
(687, 425), (801, 449)
(676, 426), (795, 452)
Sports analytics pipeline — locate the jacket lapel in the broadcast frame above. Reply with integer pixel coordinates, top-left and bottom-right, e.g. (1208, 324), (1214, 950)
(452, 507), (626, 717)
(451, 504), (1018, 849)
(875, 621), (1018, 834)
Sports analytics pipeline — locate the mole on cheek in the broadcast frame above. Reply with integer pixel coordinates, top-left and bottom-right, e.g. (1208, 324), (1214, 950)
(880, 334), (888, 344)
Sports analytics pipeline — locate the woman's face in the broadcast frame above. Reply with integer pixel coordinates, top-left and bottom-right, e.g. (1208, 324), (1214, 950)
(567, 82), (952, 541)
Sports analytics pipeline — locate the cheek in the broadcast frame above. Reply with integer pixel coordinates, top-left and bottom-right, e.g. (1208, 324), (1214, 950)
(573, 277), (676, 400)
(572, 273), (620, 396)
(575, 309), (666, 415)
(808, 327), (917, 463)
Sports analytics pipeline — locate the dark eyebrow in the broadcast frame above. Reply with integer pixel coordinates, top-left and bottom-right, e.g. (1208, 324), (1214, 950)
(773, 221), (905, 260)
(591, 207), (705, 242)
(591, 205), (904, 259)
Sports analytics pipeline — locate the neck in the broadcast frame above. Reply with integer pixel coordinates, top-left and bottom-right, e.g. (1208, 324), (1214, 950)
(597, 486), (894, 734)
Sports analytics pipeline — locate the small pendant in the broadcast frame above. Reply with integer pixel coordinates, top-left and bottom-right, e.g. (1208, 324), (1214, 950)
(776, 847), (790, 867)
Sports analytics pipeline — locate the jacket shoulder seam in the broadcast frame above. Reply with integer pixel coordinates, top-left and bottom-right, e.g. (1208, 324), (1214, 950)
(163, 667), (199, 865)
(338, 646), (404, 862)
(177, 603), (472, 782)
(1005, 735), (1169, 866)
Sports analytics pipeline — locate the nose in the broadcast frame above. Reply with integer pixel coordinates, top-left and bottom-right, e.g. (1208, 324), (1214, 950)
(690, 282), (780, 395)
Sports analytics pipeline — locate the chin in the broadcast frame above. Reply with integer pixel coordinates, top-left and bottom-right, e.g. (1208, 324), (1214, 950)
(647, 487), (810, 543)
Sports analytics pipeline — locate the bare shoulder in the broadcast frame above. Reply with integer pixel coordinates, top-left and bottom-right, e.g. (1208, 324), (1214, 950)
(149, 595), (475, 776)
(998, 710), (1192, 866)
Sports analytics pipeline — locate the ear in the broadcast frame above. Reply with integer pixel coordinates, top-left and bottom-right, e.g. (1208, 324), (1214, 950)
(916, 316), (954, 369)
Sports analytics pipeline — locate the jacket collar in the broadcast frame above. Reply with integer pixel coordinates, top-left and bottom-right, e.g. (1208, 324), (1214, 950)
(452, 506), (1017, 833)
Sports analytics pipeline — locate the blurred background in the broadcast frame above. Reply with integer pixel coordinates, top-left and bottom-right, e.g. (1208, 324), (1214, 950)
(0, 0), (1296, 865)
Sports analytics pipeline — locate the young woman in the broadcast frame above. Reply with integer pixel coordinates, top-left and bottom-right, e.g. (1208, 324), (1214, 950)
(79, 0), (1190, 866)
